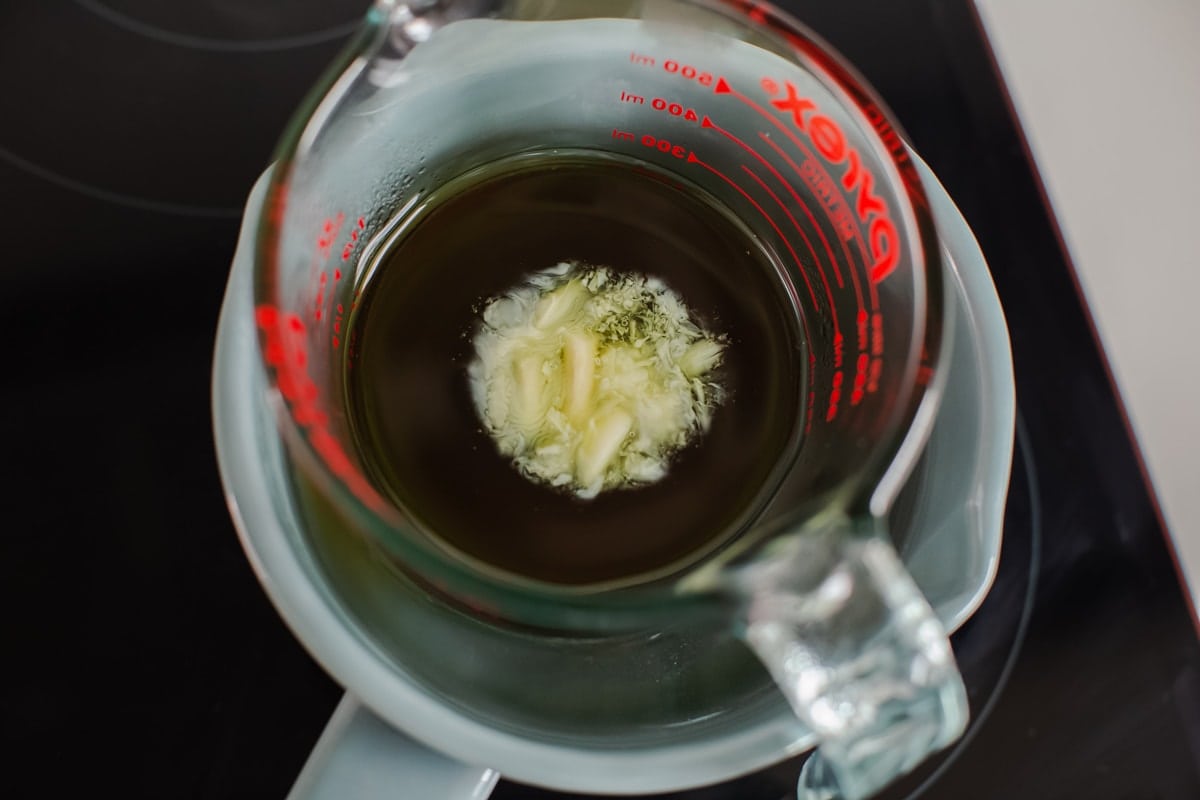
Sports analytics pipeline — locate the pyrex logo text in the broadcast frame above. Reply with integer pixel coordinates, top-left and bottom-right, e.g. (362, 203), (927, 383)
(764, 79), (900, 283)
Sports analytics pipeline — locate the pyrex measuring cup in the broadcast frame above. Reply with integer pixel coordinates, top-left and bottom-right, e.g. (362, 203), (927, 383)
(246, 1), (962, 798)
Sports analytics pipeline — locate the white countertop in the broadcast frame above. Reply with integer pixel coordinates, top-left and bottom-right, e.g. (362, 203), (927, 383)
(975, 0), (1200, 603)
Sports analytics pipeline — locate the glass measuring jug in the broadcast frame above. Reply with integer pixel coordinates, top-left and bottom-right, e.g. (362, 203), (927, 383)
(248, 2), (964, 798)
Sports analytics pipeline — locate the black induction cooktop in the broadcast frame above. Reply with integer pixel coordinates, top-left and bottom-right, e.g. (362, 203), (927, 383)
(3, 2), (1198, 798)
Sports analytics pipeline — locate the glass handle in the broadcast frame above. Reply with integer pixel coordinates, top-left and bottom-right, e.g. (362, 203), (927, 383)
(735, 513), (968, 800)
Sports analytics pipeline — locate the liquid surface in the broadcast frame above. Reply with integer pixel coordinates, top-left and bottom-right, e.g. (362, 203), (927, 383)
(346, 153), (803, 586)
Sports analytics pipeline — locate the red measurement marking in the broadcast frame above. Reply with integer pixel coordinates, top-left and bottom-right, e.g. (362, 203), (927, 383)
(722, 0), (926, 208)
(763, 131), (878, 319)
(340, 216), (365, 262)
(687, 151), (817, 348)
(255, 305), (385, 512)
(332, 303), (346, 346)
(264, 342), (285, 366)
(758, 132), (871, 313)
(662, 59), (714, 87)
(827, 368), (844, 422)
(739, 165), (841, 339)
(852, 352), (869, 406)
(688, 151), (819, 322)
(709, 76), (871, 311)
(650, 97), (700, 122)
(703, 115), (844, 320)
(316, 213), (345, 260)
(640, 133), (687, 159)
(868, 357), (883, 393)
(720, 75), (888, 300)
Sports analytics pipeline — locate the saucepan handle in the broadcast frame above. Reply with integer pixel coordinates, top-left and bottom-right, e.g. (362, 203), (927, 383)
(289, 694), (500, 800)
